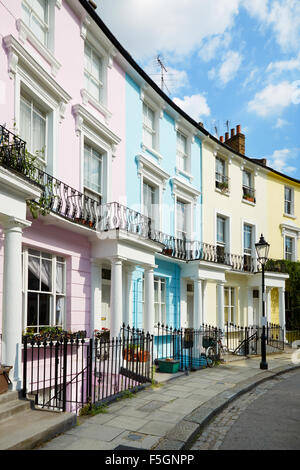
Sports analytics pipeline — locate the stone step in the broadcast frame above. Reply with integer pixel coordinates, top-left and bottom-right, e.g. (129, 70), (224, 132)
(0, 391), (19, 405)
(0, 408), (76, 450)
(0, 397), (33, 422)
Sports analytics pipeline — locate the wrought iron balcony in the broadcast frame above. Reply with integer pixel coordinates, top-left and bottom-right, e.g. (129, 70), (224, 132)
(242, 185), (256, 203)
(215, 172), (230, 192)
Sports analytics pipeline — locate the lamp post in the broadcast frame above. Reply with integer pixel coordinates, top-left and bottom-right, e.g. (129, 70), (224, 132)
(255, 234), (270, 370)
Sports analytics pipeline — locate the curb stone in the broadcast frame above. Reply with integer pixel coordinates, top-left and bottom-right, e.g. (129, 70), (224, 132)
(153, 362), (300, 450)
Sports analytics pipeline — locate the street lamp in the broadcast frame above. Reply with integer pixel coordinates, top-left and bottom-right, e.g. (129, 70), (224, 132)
(255, 234), (270, 370)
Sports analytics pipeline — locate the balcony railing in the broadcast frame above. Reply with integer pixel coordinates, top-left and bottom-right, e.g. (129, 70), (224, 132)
(0, 125), (282, 276)
(242, 185), (256, 203)
(215, 172), (230, 192)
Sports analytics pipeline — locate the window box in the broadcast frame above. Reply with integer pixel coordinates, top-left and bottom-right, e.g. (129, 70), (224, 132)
(157, 358), (180, 374)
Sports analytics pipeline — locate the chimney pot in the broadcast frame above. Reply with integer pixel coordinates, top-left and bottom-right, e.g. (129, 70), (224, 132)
(236, 124), (241, 134)
(88, 0), (97, 9)
(231, 128), (235, 138)
(220, 136), (224, 143)
(225, 132), (229, 141)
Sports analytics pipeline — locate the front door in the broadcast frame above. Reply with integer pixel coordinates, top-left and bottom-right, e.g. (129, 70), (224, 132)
(101, 282), (111, 329)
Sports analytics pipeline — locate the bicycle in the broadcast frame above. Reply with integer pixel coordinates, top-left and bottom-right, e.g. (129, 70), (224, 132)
(201, 335), (219, 367)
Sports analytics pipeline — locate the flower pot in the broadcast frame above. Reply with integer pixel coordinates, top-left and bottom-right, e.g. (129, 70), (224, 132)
(122, 348), (138, 362)
(158, 359), (180, 373)
(0, 366), (12, 394)
(138, 350), (150, 362)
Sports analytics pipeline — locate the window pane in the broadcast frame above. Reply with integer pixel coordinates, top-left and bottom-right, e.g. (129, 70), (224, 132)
(33, 108), (46, 156)
(27, 292), (38, 326)
(56, 262), (64, 293)
(216, 158), (225, 175)
(28, 256), (40, 290)
(217, 217), (225, 244)
(243, 171), (251, 187)
(84, 145), (102, 194)
(41, 258), (52, 292)
(56, 296), (64, 327)
(39, 293), (50, 326)
(20, 97), (32, 145)
(244, 224), (252, 253)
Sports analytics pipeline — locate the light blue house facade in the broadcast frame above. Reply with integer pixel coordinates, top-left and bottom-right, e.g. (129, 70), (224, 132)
(125, 73), (203, 332)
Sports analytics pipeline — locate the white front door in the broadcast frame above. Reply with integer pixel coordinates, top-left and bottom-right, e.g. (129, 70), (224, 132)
(101, 282), (111, 329)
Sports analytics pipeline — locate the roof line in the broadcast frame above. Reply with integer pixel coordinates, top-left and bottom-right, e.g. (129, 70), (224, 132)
(79, 0), (300, 186)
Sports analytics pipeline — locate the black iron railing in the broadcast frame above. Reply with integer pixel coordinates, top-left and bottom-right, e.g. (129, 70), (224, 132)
(242, 185), (256, 203)
(225, 322), (284, 355)
(22, 326), (153, 415)
(215, 172), (230, 192)
(153, 323), (222, 371)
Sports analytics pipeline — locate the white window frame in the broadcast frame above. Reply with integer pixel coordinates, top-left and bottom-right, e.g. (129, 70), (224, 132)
(136, 153), (170, 232)
(284, 236), (294, 261)
(22, 247), (66, 333)
(171, 177), (200, 241)
(84, 41), (104, 104)
(215, 209), (231, 254)
(281, 224), (300, 262)
(84, 142), (103, 201)
(224, 286), (235, 325)
(215, 155), (229, 193)
(175, 128), (192, 178)
(284, 186), (294, 216)
(22, 0), (50, 48)
(20, 91), (48, 167)
(72, 105), (121, 204)
(17, 1), (60, 76)
(140, 89), (164, 160)
(154, 276), (167, 325)
(81, 32), (112, 123)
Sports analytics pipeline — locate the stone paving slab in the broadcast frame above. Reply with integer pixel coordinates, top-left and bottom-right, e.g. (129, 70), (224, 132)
(39, 351), (300, 451)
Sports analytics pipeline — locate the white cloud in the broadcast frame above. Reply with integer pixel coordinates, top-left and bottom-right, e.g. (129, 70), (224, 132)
(198, 33), (232, 62)
(243, 0), (300, 52)
(173, 94), (211, 121)
(208, 50), (243, 85)
(248, 80), (300, 116)
(97, 0), (240, 60)
(266, 53), (300, 75)
(267, 148), (298, 174)
(274, 118), (288, 128)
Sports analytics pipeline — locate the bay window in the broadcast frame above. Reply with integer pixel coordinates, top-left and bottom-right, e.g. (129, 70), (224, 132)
(23, 249), (66, 333)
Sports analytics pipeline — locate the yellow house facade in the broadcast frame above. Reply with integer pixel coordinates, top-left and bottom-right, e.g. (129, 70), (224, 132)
(193, 126), (289, 330)
(267, 170), (300, 327)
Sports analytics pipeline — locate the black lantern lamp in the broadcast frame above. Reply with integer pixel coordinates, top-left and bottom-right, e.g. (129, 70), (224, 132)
(255, 234), (270, 370)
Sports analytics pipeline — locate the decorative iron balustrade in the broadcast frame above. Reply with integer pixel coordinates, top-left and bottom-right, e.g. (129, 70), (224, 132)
(0, 124), (27, 173)
(242, 185), (256, 203)
(97, 202), (151, 238)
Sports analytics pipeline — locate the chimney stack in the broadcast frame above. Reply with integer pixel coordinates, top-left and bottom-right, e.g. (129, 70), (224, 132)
(223, 124), (245, 155)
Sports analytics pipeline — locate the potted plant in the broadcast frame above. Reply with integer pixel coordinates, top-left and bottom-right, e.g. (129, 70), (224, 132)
(94, 328), (110, 341)
(137, 349), (151, 362)
(122, 344), (139, 362)
(0, 365), (12, 394)
(157, 358), (180, 373)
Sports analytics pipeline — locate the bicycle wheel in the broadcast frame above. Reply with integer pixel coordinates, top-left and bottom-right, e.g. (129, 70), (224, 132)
(206, 346), (216, 367)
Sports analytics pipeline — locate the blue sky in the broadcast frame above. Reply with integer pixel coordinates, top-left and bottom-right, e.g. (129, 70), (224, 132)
(96, 0), (300, 179)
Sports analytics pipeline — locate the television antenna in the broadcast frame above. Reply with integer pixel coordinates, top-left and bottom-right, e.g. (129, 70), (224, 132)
(156, 55), (170, 94)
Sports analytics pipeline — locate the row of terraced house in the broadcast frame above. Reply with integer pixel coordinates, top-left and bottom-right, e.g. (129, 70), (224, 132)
(0, 0), (299, 391)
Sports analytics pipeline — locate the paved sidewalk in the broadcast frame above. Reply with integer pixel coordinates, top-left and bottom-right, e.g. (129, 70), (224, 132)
(38, 351), (299, 451)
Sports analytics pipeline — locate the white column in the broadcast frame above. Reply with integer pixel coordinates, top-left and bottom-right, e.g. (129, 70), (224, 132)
(279, 287), (285, 329)
(266, 287), (272, 323)
(247, 289), (254, 326)
(144, 266), (155, 335)
(193, 279), (203, 328)
(1, 217), (31, 391)
(217, 282), (225, 330)
(110, 257), (123, 339)
(202, 280), (207, 325)
(90, 260), (101, 334)
(124, 266), (135, 328)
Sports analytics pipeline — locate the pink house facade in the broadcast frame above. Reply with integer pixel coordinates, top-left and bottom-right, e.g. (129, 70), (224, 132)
(0, 0), (133, 390)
